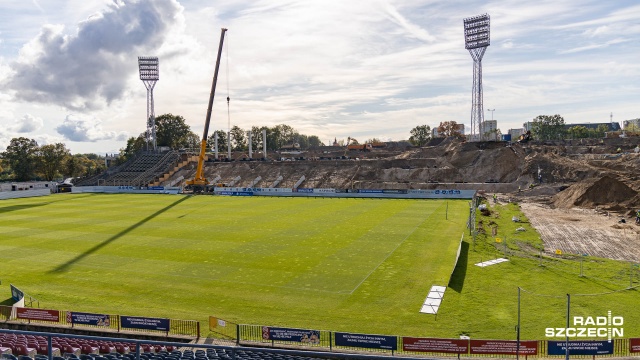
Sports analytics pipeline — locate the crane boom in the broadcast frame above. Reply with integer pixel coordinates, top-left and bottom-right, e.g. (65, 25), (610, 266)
(186, 28), (227, 191)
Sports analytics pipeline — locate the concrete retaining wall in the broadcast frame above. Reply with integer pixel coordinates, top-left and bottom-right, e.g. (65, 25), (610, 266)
(0, 189), (51, 200)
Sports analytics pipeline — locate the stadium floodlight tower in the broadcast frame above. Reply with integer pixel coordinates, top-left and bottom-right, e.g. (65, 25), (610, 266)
(463, 13), (490, 141)
(138, 56), (160, 151)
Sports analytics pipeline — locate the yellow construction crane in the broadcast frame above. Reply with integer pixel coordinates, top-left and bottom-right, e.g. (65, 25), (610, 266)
(186, 28), (227, 193)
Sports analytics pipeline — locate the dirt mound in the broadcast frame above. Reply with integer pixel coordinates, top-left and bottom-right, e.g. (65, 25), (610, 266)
(552, 175), (637, 209)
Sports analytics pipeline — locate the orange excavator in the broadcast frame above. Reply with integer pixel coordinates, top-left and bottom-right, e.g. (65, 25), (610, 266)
(185, 28), (227, 193)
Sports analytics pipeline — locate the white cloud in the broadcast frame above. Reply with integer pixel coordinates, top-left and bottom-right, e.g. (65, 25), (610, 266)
(560, 38), (630, 54)
(12, 114), (43, 133)
(1, 0), (640, 154)
(3, 0), (183, 111)
(56, 115), (128, 142)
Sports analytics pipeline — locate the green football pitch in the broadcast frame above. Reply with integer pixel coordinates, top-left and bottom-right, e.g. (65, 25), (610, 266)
(0, 194), (469, 336)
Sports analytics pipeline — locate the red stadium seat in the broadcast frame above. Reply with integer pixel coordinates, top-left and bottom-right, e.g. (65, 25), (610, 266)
(99, 344), (115, 354)
(81, 344), (99, 354)
(13, 344), (36, 357)
(115, 344), (129, 354)
(62, 345), (81, 356)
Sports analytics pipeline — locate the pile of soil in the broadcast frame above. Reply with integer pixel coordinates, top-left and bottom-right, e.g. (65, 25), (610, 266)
(552, 175), (638, 209)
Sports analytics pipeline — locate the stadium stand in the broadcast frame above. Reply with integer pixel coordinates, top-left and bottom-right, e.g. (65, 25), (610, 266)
(74, 151), (182, 187)
(0, 331), (333, 360)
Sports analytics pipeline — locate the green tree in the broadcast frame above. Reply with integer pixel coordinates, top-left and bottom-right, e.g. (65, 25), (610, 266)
(249, 126), (263, 151)
(437, 121), (462, 138)
(591, 124), (608, 138)
(155, 113), (199, 149)
(272, 124), (296, 149)
(118, 135), (146, 164)
(409, 125), (432, 146)
(36, 143), (70, 181)
(230, 125), (247, 151)
(64, 155), (84, 178)
(296, 134), (309, 149)
(2, 137), (39, 181)
(185, 132), (200, 149)
(567, 125), (589, 139)
(208, 130), (229, 153)
(624, 122), (640, 133)
(308, 135), (324, 147)
(531, 115), (566, 140)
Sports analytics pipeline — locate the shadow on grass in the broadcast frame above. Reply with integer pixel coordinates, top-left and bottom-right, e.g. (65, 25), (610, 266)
(0, 203), (48, 214)
(49, 195), (192, 273)
(448, 241), (469, 293)
(0, 297), (14, 306)
(0, 193), (97, 214)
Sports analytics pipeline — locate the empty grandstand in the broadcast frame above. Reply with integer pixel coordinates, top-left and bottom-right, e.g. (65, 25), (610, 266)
(0, 329), (399, 360)
(74, 151), (185, 187)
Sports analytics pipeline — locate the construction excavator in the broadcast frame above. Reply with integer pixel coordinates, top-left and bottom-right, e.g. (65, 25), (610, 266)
(185, 28), (227, 193)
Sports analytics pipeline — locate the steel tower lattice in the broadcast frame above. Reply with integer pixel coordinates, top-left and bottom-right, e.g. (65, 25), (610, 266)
(463, 14), (490, 141)
(138, 57), (159, 151)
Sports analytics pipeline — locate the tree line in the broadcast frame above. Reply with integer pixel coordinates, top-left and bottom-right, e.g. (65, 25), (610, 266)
(2, 113), (626, 181)
(0, 138), (106, 182)
(408, 115), (626, 146)
(119, 114), (325, 163)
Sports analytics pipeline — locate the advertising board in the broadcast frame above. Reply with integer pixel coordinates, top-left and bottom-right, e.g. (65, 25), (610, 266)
(262, 326), (320, 344)
(121, 316), (170, 331)
(334, 332), (397, 350)
(402, 337), (468, 354)
(547, 341), (613, 356)
(16, 308), (60, 322)
(469, 340), (538, 355)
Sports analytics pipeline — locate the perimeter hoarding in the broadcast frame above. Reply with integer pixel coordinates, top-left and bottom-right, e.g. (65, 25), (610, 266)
(469, 340), (538, 355)
(16, 308), (60, 322)
(334, 332), (397, 350)
(67, 311), (111, 327)
(121, 316), (169, 331)
(630, 338), (640, 353)
(403, 337), (468, 354)
(547, 341), (613, 356)
(262, 326), (320, 344)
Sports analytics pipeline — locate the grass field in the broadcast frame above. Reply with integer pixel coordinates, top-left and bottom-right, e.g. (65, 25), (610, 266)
(0, 194), (468, 337)
(1, 194), (638, 340)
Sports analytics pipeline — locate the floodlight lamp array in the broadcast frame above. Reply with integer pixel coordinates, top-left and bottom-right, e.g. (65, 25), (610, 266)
(138, 56), (159, 81)
(463, 14), (490, 49)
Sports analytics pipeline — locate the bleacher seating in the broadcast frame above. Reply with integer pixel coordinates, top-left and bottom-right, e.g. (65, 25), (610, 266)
(74, 151), (181, 187)
(0, 331), (334, 360)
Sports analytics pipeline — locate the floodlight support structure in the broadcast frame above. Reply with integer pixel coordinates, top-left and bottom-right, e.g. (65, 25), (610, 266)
(138, 57), (160, 151)
(464, 14), (490, 141)
(470, 47), (486, 140)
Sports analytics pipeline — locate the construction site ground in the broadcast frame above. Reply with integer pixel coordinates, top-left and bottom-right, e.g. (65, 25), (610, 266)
(163, 136), (640, 262)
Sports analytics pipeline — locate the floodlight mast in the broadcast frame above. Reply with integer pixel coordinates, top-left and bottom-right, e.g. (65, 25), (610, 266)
(463, 14), (490, 141)
(138, 56), (160, 151)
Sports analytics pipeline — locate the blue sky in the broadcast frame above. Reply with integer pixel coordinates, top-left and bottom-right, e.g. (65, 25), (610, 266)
(0, 0), (638, 154)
